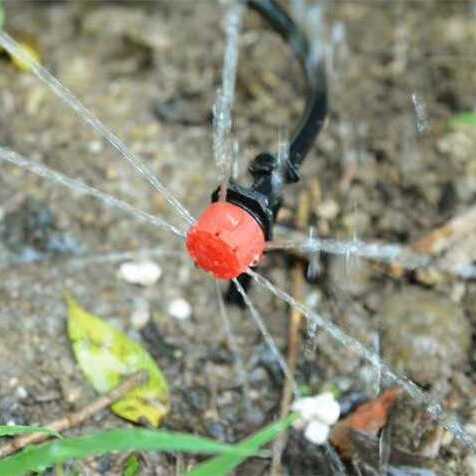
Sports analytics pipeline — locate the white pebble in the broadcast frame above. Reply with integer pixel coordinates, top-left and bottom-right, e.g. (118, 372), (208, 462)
(88, 140), (103, 154)
(168, 298), (192, 320)
(118, 261), (162, 286)
(304, 420), (330, 445)
(292, 392), (340, 426)
(15, 386), (28, 399)
(131, 305), (150, 329)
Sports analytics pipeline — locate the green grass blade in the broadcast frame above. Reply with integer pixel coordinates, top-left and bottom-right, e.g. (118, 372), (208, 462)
(0, 425), (61, 438)
(0, 428), (255, 476)
(187, 413), (298, 476)
(448, 112), (476, 128)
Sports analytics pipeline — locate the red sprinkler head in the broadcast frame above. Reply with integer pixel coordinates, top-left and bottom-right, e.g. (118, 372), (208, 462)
(186, 202), (266, 280)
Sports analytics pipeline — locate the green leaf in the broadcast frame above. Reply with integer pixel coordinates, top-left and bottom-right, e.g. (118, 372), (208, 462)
(66, 294), (169, 426)
(0, 425), (61, 439)
(122, 454), (141, 476)
(187, 413), (298, 476)
(448, 112), (476, 128)
(0, 428), (256, 476)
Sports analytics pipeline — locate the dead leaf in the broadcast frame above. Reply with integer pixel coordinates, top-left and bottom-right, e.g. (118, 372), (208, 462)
(330, 388), (402, 459)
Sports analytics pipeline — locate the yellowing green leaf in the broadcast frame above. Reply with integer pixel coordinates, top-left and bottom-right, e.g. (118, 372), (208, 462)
(66, 294), (169, 426)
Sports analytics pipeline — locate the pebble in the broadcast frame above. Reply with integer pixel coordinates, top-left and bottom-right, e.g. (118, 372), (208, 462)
(317, 199), (340, 220)
(118, 261), (162, 286)
(131, 305), (151, 329)
(15, 386), (28, 400)
(243, 405), (266, 426)
(381, 287), (471, 384)
(465, 455), (476, 475)
(167, 298), (192, 320)
(65, 386), (83, 403)
(88, 140), (103, 154)
(206, 421), (227, 441)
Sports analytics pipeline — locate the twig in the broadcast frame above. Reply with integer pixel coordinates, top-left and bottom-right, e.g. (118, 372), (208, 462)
(411, 205), (476, 255)
(0, 371), (148, 458)
(273, 202), (476, 282)
(271, 190), (309, 475)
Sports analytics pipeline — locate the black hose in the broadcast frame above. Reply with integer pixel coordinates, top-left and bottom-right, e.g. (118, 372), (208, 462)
(226, 0), (327, 305)
(246, 0), (328, 183)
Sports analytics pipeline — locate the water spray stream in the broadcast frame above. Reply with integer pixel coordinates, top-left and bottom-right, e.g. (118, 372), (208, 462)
(0, 246), (184, 271)
(248, 269), (475, 448)
(267, 235), (431, 269)
(213, 2), (243, 201)
(267, 233), (476, 280)
(411, 92), (431, 134)
(232, 277), (299, 397)
(0, 31), (195, 226)
(0, 146), (185, 238)
(214, 280), (252, 413)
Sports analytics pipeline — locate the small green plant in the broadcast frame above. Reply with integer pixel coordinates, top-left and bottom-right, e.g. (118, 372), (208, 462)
(0, 416), (296, 476)
(187, 413), (297, 475)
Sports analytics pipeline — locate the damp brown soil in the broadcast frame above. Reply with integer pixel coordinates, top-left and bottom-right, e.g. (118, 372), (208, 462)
(0, 1), (475, 475)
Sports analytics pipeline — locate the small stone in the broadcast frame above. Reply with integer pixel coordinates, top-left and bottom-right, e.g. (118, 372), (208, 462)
(317, 199), (339, 220)
(65, 387), (82, 403)
(168, 298), (192, 320)
(15, 387), (28, 400)
(381, 287), (471, 384)
(465, 455), (476, 475)
(304, 420), (330, 445)
(244, 405), (265, 426)
(88, 140), (103, 154)
(118, 261), (162, 286)
(131, 304), (150, 329)
(207, 421), (227, 441)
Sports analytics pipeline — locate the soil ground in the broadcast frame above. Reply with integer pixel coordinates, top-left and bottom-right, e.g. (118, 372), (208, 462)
(0, 1), (475, 475)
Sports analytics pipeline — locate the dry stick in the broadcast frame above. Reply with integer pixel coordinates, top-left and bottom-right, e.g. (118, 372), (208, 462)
(271, 190), (310, 476)
(388, 204), (476, 280)
(0, 371), (148, 459)
(411, 204), (476, 255)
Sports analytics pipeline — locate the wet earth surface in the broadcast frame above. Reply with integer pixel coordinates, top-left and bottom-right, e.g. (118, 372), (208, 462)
(0, 1), (476, 475)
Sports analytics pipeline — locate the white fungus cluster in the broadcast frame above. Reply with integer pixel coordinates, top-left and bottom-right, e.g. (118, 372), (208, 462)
(291, 392), (341, 445)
